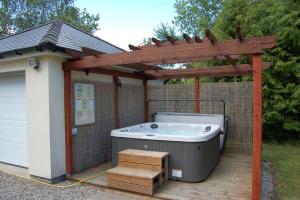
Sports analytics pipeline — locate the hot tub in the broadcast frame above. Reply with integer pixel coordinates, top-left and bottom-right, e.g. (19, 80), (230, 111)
(111, 122), (221, 182)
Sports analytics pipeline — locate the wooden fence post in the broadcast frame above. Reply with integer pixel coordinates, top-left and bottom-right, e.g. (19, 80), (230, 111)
(143, 79), (148, 122)
(113, 76), (120, 128)
(252, 53), (263, 200)
(64, 69), (73, 175)
(195, 77), (200, 113)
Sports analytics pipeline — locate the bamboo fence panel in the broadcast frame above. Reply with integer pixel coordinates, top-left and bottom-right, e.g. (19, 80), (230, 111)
(119, 83), (144, 127)
(71, 80), (115, 173)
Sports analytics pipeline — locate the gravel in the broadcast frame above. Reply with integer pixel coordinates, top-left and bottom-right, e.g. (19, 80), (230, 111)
(0, 172), (98, 200)
(261, 161), (277, 200)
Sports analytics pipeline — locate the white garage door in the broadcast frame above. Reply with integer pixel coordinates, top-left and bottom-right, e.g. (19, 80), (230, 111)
(0, 74), (28, 167)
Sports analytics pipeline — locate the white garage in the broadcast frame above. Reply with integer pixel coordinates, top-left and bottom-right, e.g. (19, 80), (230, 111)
(0, 72), (28, 167)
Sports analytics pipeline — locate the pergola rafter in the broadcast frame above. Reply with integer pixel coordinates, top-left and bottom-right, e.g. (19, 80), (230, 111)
(166, 35), (177, 45)
(236, 24), (244, 42)
(152, 37), (162, 47)
(183, 33), (193, 43)
(194, 35), (203, 43)
(63, 27), (276, 200)
(205, 29), (236, 66)
(234, 24), (253, 65)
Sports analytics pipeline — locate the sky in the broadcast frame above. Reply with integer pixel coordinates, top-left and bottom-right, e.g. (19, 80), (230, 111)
(75, 0), (176, 50)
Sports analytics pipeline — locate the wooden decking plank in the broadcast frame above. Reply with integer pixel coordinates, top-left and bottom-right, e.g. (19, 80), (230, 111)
(156, 182), (250, 199)
(154, 153), (252, 200)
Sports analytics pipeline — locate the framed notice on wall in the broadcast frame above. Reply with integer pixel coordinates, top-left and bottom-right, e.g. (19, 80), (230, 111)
(74, 83), (95, 126)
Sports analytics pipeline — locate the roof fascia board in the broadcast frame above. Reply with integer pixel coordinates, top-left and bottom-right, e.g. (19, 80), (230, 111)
(0, 50), (70, 63)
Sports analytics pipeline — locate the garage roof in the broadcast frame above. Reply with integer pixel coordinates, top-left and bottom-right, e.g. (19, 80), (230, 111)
(0, 20), (124, 57)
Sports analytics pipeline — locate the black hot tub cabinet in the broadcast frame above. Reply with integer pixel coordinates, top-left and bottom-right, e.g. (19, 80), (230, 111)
(111, 122), (221, 182)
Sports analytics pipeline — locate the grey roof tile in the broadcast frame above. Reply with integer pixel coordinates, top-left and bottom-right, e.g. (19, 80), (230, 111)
(40, 21), (63, 45)
(0, 20), (124, 56)
(0, 23), (51, 53)
(57, 23), (124, 54)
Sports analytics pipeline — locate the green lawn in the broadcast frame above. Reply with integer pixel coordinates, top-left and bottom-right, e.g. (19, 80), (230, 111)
(263, 143), (300, 200)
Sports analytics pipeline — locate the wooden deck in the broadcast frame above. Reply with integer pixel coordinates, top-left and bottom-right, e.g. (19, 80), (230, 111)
(68, 153), (252, 200)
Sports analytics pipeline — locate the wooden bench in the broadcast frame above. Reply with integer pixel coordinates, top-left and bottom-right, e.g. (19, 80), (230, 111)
(107, 149), (169, 195)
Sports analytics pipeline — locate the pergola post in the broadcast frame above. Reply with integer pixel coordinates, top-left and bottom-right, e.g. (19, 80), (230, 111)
(194, 77), (200, 113)
(113, 76), (120, 128)
(64, 69), (73, 175)
(143, 79), (148, 122)
(252, 53), (263, 200)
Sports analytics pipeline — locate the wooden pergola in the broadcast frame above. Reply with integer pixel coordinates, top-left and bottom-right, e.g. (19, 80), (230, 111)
(63, 27), (275, 200)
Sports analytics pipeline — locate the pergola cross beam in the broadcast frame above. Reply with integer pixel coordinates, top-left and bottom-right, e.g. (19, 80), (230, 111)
(146, 55), (240, 65)
(63, 35), (275, 70)
(141, 63), (271, 79)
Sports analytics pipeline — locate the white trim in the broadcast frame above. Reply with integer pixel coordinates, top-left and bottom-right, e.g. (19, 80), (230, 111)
(0, 51), (70, 63)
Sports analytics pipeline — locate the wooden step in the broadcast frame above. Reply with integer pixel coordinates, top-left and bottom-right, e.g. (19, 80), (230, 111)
(119, 160), (162, 171)
(119, 149), (169, 158)
(118, 149), (169, 176)
(107, 166), (161, 195)
(118, 149), (169, 182)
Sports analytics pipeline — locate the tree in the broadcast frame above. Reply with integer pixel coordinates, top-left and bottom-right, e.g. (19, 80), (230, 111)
(213, 0), (300, 140)
(153, 0), (300, 141)
(149, 0), (224, 39)
(173, 0), (223, 36)
(153, 22), (180, 41)
(0, 0), (100, 37)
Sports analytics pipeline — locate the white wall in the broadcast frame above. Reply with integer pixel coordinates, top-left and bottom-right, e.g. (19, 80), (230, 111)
(26, 56), (52, 178)
(26, 54), (67, 179)
(0, 52), (67, 179)
(48, 56), (66, 178)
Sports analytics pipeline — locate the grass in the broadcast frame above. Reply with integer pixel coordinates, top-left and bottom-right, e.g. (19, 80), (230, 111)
(262, 142), (300, 200)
